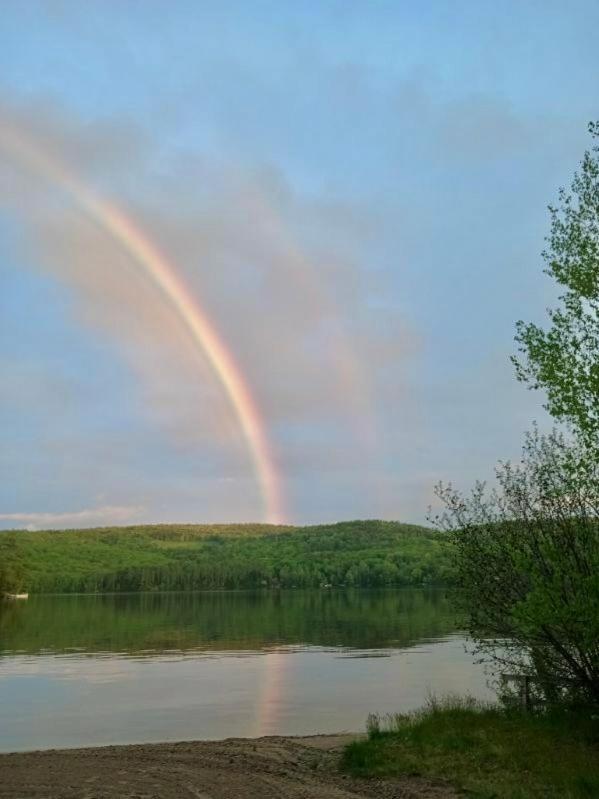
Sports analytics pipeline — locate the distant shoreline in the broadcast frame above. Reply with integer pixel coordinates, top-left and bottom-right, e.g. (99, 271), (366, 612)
(0, 520), (454, 595)
(1, 583), (449, 597)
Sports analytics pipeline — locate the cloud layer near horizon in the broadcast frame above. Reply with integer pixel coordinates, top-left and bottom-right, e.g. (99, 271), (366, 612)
(0, 505), (143, 531)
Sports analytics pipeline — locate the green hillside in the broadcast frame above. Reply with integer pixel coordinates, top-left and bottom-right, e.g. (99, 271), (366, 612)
(0, 520), (454, 594)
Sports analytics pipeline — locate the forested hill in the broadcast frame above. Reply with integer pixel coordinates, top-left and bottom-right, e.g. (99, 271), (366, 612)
(0, 520), (454, 594)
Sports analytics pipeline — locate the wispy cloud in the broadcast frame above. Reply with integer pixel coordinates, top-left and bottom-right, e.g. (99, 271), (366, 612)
(0, 505), (143, 530)
(1, 6), (585, 526)
(0, 98), (416, 504)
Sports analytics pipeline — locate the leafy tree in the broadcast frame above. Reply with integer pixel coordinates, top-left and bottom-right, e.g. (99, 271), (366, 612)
(433, 428), (599, 707)
(0, 534), (25, 594)
(513, 122), (599, 444)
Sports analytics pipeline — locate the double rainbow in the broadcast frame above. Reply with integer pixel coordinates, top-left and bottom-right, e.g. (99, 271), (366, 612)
(0, 122), (285, 524)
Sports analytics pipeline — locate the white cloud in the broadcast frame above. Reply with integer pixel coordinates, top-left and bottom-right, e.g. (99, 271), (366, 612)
(0, 505), (143, 530)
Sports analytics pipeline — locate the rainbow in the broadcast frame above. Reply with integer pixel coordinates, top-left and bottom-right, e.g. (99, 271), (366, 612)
(0, 122), (285, 524)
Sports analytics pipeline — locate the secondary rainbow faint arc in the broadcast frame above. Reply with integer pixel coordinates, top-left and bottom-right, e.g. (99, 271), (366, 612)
(0, 122), (285, 524)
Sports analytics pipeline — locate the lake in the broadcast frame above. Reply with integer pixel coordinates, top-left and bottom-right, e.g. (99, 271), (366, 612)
(0, 588), (491, 752)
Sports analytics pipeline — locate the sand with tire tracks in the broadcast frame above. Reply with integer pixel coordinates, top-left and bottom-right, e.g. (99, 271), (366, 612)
(0, 734), (458, 799)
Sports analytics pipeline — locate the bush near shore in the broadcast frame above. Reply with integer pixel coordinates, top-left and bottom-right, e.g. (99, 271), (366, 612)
(342, 696), (599, 798)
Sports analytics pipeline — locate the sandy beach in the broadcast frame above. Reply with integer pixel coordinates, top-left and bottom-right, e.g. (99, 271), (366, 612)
(0, 734), (457, 799)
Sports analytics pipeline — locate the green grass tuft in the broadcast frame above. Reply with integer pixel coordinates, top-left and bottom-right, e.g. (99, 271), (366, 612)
(342, 695), (599, 798)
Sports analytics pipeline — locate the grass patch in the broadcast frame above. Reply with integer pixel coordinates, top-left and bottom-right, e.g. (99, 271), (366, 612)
(341, 695), (599, 798)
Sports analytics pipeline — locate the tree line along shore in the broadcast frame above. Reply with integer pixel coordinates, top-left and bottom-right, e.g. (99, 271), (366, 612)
(0, 519), (454, 595)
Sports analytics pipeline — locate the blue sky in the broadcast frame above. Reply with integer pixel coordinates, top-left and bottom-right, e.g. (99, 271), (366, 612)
(1, 1), (598, 528)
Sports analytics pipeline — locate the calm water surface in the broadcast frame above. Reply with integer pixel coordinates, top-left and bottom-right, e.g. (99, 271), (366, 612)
(0, 589), (491, 752)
